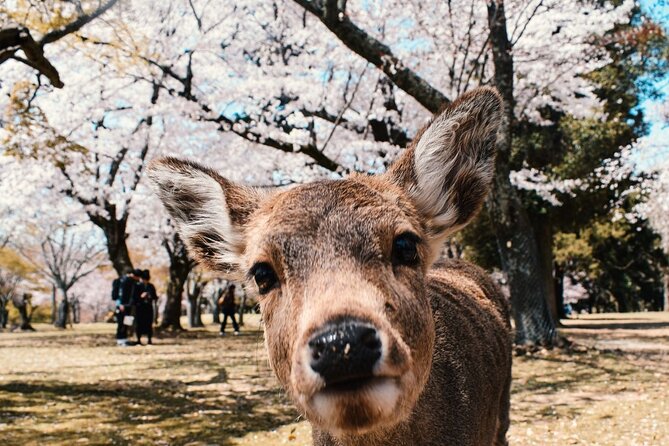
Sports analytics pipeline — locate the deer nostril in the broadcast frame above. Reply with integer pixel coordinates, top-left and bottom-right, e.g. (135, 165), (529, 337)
(309, 338), (325, 361)
(361, 329), (382, 350)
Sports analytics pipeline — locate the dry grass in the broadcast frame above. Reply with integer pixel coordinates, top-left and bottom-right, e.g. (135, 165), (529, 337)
(1, 313), (668, 445)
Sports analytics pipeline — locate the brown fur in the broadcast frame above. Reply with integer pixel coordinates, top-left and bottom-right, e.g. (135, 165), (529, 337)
(148, 87), (512, 446)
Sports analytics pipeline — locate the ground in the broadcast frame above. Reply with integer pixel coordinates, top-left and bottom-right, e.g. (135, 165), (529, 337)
(1, 312), (668, 446)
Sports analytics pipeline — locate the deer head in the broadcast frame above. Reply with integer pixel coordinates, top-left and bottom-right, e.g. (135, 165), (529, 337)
(148, 87), (502, 435)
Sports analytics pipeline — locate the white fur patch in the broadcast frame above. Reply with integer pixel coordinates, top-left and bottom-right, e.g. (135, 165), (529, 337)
(411, 90), (500, 235)
(148, 162), (244, 268)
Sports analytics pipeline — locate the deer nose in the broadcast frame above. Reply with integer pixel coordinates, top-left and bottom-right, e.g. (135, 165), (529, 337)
(308, 320), (382, 385)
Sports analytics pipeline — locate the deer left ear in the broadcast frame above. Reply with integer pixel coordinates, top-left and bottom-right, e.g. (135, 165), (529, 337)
(386, 87), (502, 242)
(147, 157), (264, 275)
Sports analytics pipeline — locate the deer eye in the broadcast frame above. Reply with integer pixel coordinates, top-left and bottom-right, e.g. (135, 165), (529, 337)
(392, 232), (421, 267)
(250, 262), (279, 294)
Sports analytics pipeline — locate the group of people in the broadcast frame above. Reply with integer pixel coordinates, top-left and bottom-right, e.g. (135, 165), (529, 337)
(112, 268), (157, 346)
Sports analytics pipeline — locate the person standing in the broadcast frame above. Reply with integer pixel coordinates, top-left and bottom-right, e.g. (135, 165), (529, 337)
(113, 269), (140, 346)
(219, 284), (239, 336)
(135, 269), (158, 345)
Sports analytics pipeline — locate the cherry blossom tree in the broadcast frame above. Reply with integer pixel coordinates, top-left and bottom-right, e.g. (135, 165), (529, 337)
(17, 222), (106, 328)
(0, 0), (648, 343)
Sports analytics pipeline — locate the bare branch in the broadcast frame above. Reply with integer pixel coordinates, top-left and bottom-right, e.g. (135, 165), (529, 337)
(511, 0), (546, 46)
(321, 64), (368, 153)
(187, 0), (203, 31)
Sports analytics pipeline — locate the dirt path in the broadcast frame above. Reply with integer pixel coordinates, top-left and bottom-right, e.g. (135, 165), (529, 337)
(1, 313), (668, 445)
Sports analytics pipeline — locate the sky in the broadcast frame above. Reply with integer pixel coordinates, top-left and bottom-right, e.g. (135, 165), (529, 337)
(638, 0), (669, 169)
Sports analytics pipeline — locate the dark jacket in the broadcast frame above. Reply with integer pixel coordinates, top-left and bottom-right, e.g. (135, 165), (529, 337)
(220, 288), (236, 314)
(117, 275), (138, 307)
(135, 282), (157, 335)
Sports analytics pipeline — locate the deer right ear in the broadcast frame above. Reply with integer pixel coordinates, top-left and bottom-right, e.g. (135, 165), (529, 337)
(147, 157), (263, 274)
(386, 87), (502, 248)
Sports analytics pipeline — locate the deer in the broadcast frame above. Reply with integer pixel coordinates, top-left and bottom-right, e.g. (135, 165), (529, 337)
(148, 87), (512, 446)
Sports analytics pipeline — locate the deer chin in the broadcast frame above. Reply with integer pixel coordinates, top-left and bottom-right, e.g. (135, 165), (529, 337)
(311, 372), (416, 435)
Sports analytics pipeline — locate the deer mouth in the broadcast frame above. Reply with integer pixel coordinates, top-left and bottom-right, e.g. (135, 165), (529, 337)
(309, 375), (404, 434)
(320, 374), (394, 394)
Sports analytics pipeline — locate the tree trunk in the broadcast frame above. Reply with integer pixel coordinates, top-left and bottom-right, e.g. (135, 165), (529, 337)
(186, 275), (206, 328)
(486, 0), (556, 346)
(238, 286), (247, 327)
(54, 290), (69, 329)
(160, 233), (193, 331)
(71, 297), (80, 324)
(663, 266), (668, 312)
(187, 294), (204, 328)
(0, 298), (9, 329)
(88, 210), (134, 276)
(211, 289), (221, 324)
(531, 214), (558, 322)
(51, 285), (56, 324)
(554, 263), (566, 319)
(100, 216), (134, 276)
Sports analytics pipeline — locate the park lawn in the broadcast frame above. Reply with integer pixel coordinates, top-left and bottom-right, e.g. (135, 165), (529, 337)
(0, 313), (668, 446)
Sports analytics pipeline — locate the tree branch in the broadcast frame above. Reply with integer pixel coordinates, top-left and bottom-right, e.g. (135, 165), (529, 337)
(40, 0), (119, 46)
(0, 29), (63, 87)
(292, 0), (449, 113)
(0, 0), (119, 88)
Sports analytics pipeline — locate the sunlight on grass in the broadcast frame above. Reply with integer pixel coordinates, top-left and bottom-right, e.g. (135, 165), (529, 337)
(1, 313), (668, 445)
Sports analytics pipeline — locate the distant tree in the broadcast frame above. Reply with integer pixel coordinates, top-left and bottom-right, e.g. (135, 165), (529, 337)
(19, 223), (105, 328)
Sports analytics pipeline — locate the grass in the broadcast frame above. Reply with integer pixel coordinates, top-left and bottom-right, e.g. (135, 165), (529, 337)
(1, 313), (668, 445)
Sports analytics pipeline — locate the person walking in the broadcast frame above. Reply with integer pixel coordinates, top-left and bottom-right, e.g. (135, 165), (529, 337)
(219, 283), (240, 336)
(113, 269), (140, 346)
(136, 269), (158, 345)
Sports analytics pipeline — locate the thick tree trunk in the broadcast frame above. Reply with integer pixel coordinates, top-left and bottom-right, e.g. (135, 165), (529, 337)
(161, 234), (193, 331)
(487, 0), (556, 345)
(98, 216), (134, 276)
(488, 180), (556, 344)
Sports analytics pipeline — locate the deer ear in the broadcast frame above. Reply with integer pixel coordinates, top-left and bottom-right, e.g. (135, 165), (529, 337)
(147, 157), (263, 274)
(387, 87), (502, 240)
